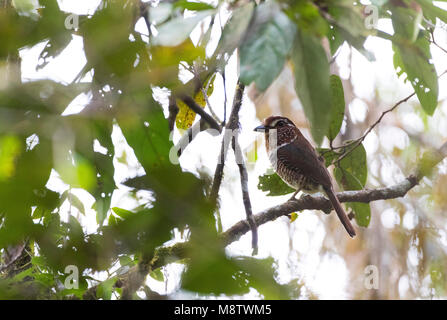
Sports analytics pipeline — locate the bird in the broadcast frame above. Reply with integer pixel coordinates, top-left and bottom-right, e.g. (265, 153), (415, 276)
(254, 115), (356, 237)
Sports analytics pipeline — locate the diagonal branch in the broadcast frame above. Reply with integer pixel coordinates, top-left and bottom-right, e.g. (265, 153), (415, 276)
(331, 69), (447, 163)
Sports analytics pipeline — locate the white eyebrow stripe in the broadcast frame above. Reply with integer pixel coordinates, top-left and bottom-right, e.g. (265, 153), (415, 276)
(270, 118), (294, 127)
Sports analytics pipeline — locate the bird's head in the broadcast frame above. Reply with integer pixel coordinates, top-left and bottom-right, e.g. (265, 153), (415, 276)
(254, 116), (300, 146)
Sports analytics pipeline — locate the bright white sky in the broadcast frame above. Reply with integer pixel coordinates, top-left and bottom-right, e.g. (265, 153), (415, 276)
(16, 0), (447, 299)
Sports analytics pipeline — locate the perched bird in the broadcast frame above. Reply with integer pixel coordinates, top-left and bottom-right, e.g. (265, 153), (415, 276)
(254, 116), (356, 237)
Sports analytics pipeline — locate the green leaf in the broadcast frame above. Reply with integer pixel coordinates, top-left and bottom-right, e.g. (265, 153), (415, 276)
(116, 93), (173, 172)
(393, 35), (438, 115)
(347, 201), (371, 228)
(327, 75), (345, 141)
(96, 277), (116, 300)
(214, 2), (255, 59)
(173, 0), (215, 11)
(292, 30), (331, 145)
(334, 169), (371, 227)
(416, 0), (447, 25)
(328, 4), (370, 38)
(112, 207), (134, 220)
(317, 148), (339, 167)
(333, 143), (370, 227)
(335, 143), (368, 187)
(239, 2), (296, 91)
(149, 3), (173, 25)
(61, 191), (85, 215)
(153, 10), (213, 47)
(119, 255), (134, 267)
(391, 6), (423, 43)
(257, 171), (295, 196)
(149, 268), (164, 282)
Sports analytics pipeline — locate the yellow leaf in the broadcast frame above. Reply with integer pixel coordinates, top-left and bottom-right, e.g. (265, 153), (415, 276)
(290, 212), (298, 222)
(175, 76), (215, 130)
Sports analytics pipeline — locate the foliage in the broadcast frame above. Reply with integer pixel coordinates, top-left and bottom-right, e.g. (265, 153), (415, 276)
(0, 0), (446, 300)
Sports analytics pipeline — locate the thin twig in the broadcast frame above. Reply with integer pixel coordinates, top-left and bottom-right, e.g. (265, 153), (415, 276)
(168, 95), (179, 132)
(222, 70), (227, 125)
(201, 86), (221, 123)
(227, 82), (258, 253)
(429, 30), (447, 55)
(332, 69), (447, 164)
(334, 91), (416, 163)
(140, 1), (152, 38)
(232, 135), (258, 254)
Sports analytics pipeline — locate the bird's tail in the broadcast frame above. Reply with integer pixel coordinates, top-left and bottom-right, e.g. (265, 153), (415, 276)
(323, 186), (356, 237)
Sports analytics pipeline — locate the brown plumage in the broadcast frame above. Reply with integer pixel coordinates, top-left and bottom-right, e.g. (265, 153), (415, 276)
(254, 116), (356, 238)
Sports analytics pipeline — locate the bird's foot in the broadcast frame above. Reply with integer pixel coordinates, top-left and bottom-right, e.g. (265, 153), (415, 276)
(288, 190), (300, 201)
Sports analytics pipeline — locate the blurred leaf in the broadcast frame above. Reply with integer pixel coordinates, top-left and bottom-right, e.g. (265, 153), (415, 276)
(61, 191), (85, 215)
(214, 2), (255, 60)
(80, 1), (141, 83)
(112, 207), (134, 220)
(327, 75), (345, 141)
(96, 277), (116, 300)
(153, 10), (213, 47)
(328, 4), (370, 38)
(416, 0), (447, 25)
(282, 1), (328, 37)
(0, 80), (89, 115)
(57, 153), (97, 192)
(257, 171), (295, 196)
(119, 255), (135, 267)
(149, 3), (173, 25)
(149, 268), (164, 282)
(292, 30), (331, 145)
(0, 135), (22, 181)
(173, 0), (215, 11)
(239, 2), (296, 91)
(116, 93), (172, 171)
(233, 257), (292, 299)
(391, 6), (423, 43)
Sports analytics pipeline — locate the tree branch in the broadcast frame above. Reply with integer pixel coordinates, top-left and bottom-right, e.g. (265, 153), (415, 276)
(227, 83), (258, 253)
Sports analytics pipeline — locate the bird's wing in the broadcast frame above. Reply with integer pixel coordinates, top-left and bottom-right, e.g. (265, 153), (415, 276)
(277, 141), (332, 187)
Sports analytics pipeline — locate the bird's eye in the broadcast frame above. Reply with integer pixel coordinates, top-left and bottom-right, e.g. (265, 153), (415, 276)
(277, 121), (285, 127)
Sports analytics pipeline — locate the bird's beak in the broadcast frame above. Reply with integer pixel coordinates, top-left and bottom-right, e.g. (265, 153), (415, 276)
(254, 124), (268, 132)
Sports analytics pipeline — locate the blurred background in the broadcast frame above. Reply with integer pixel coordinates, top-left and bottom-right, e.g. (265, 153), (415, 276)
(1, 0), (447, 299)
